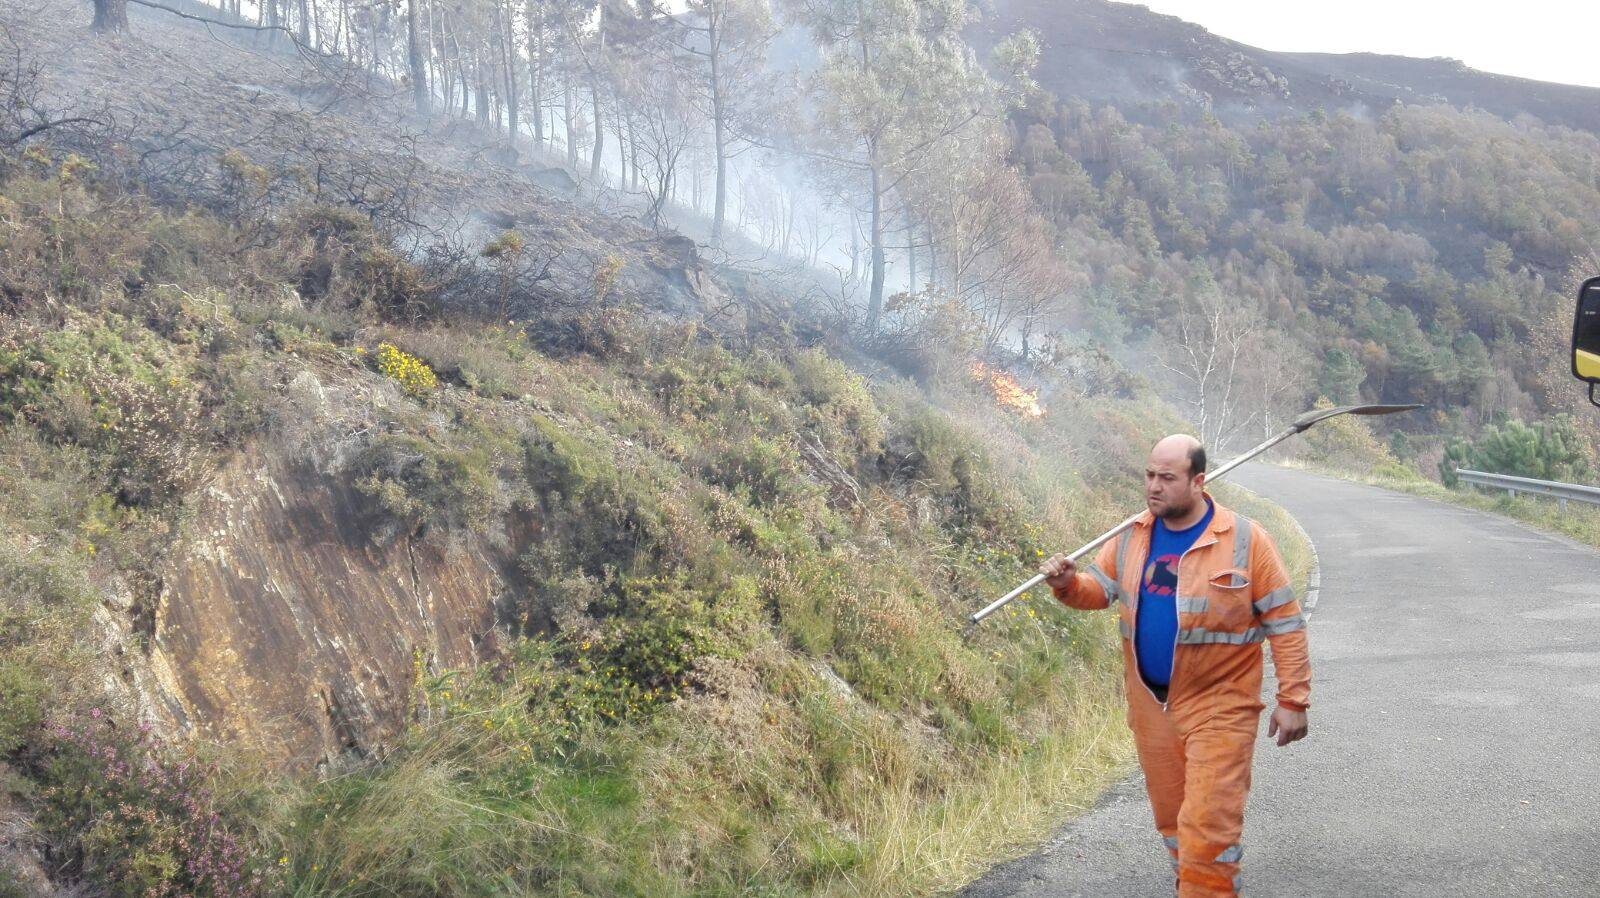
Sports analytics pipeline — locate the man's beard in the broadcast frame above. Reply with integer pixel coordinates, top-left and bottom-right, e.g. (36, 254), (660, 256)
(1156, 495), (1196, 520)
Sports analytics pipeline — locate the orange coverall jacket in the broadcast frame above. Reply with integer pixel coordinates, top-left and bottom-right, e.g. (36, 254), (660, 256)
(1053, 497), (1310, 897)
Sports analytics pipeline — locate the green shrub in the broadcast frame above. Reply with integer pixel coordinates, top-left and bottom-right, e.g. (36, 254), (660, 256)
(590, 572), (763, 695)
(0, 867), (30, 898)
(0, 659), (45, 756)
(0, 318), (210, 509)
(878, 400), (968, 489)
(1441, 415), (1592, 485)
(705, 433), (805, 508)
(520, 415), (670, 576)
(351, 433), (499, 538)
(790, 348), (886, 461)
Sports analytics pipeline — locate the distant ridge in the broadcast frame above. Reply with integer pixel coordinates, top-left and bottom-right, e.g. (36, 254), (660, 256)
(969, 0), (1600, 133)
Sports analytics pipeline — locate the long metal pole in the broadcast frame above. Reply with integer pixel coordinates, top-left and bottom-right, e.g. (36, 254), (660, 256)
(970, 404), (1420, 624)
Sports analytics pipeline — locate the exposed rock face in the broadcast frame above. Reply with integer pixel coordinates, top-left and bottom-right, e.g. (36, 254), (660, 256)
(1191, 51), (1292, 100)
(150, 454), (514, 768)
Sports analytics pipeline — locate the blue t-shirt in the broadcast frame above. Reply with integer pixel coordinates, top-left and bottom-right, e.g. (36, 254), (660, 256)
(1135, 500), (1214, 690)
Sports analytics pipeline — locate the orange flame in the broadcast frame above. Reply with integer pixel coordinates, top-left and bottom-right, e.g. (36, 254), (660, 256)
(970, 361), (1045, 419)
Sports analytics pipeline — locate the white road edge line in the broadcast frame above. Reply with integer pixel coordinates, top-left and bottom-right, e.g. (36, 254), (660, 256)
(1284, 507), (1321, 621)
(1227, 483), (1321, 621)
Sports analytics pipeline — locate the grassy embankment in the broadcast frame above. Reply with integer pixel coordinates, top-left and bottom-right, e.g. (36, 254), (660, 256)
(0, 149), (1293, 897)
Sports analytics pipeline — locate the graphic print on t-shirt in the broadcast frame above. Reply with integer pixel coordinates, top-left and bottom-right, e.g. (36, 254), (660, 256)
(1143, 554), (1180, 596)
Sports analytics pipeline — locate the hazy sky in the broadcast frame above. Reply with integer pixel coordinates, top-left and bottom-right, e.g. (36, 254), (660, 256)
(1136, 1), (1600, 89)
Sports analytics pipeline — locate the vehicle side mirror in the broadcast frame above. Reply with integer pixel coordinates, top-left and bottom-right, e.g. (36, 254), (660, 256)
(1576, 277), (1600, 407)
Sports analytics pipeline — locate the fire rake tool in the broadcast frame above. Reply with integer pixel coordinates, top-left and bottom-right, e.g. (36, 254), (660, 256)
(971, 403), (1423, 624)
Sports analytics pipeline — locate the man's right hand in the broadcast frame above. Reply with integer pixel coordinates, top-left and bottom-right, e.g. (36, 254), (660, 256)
(1041, 553), (1078, 592)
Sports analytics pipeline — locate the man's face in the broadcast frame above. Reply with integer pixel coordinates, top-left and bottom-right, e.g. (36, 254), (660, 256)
(1145, 448), (1203, 520)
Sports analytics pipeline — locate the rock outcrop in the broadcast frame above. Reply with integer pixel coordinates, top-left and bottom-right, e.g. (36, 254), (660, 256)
(149, 453), (515, 767)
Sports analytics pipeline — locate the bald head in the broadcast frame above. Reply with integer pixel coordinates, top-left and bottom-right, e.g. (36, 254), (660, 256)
(1145, 434), (1208, 522)
(1151, 434), (1206, 477)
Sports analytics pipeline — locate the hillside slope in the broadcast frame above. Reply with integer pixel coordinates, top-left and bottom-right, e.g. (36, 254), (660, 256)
(0, 2), (1192, 895)
(971, 0), (1600, 133)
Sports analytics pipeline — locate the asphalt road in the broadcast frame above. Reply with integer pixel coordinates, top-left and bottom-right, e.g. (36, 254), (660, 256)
(961, 465), (1600, 897)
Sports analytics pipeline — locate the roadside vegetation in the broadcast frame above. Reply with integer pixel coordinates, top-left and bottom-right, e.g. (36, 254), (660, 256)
(0, 148), (1321, 897)
(1288, 403), (1600, 551)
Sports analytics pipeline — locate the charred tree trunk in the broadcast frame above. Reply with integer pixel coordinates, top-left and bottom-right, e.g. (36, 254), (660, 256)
(905, 208), (917, 292)
(564, 84), (577, 166)
(526, 0), (544, 146)
(475, 51), (490, 126)
(849, 213), (860, 282)
(707, 9), (728, 242)
(499, 1), (517, 153)
(866, 158), (885, 333)
(613, 110), (626, 188)
(91, 0), (128, 32)
(407, 0), (428, 114)
(587, 3), (605, 182)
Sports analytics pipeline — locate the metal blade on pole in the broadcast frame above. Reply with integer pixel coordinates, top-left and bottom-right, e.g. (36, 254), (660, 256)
(971, 404), (1420, 624)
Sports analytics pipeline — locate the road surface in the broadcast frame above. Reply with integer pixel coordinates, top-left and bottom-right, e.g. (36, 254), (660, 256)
(961, 465), (1600, 897)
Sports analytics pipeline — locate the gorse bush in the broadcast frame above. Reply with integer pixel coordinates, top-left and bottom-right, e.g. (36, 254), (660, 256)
(373, 342), (439, 396)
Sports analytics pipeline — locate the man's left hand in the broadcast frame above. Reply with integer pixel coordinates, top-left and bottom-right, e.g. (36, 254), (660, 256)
(1267, 706), (1309, 747)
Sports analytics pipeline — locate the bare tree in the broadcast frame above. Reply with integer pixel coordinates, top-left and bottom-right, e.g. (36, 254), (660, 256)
(1159, 286), (1267, 450)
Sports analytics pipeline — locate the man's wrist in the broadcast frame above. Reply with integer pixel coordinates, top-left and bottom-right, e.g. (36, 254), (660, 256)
(1277, 700), (1309, 713)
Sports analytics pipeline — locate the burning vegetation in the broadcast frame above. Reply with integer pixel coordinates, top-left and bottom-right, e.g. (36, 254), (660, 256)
(971, 361), (1046, 419)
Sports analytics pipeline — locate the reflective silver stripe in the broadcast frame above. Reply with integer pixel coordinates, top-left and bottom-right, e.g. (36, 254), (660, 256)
(1118, 618), (1133, 639)
(1253, 585), (1295, 616)
(1116, 529), (1135, 611)
(1232, 512), (1252, 571)
(1116, 529), (1133, 582)
(1177, 627), (1264, 645)
(1235, 873), (1245, 895)
(1086, 563), (1120, 603)
(1262, 614), (1306, 636)
(1215, 844), (1243, 864)
(1163, 835), (1179, 851)
(1176, 595), (1209, 613)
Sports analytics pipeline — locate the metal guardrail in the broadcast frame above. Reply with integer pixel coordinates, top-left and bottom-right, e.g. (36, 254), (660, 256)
(1455, 468), (1600, 511)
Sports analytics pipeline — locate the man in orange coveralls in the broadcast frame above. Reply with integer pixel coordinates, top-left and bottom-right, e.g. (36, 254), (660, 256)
(1041, 434), (1310, 897)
